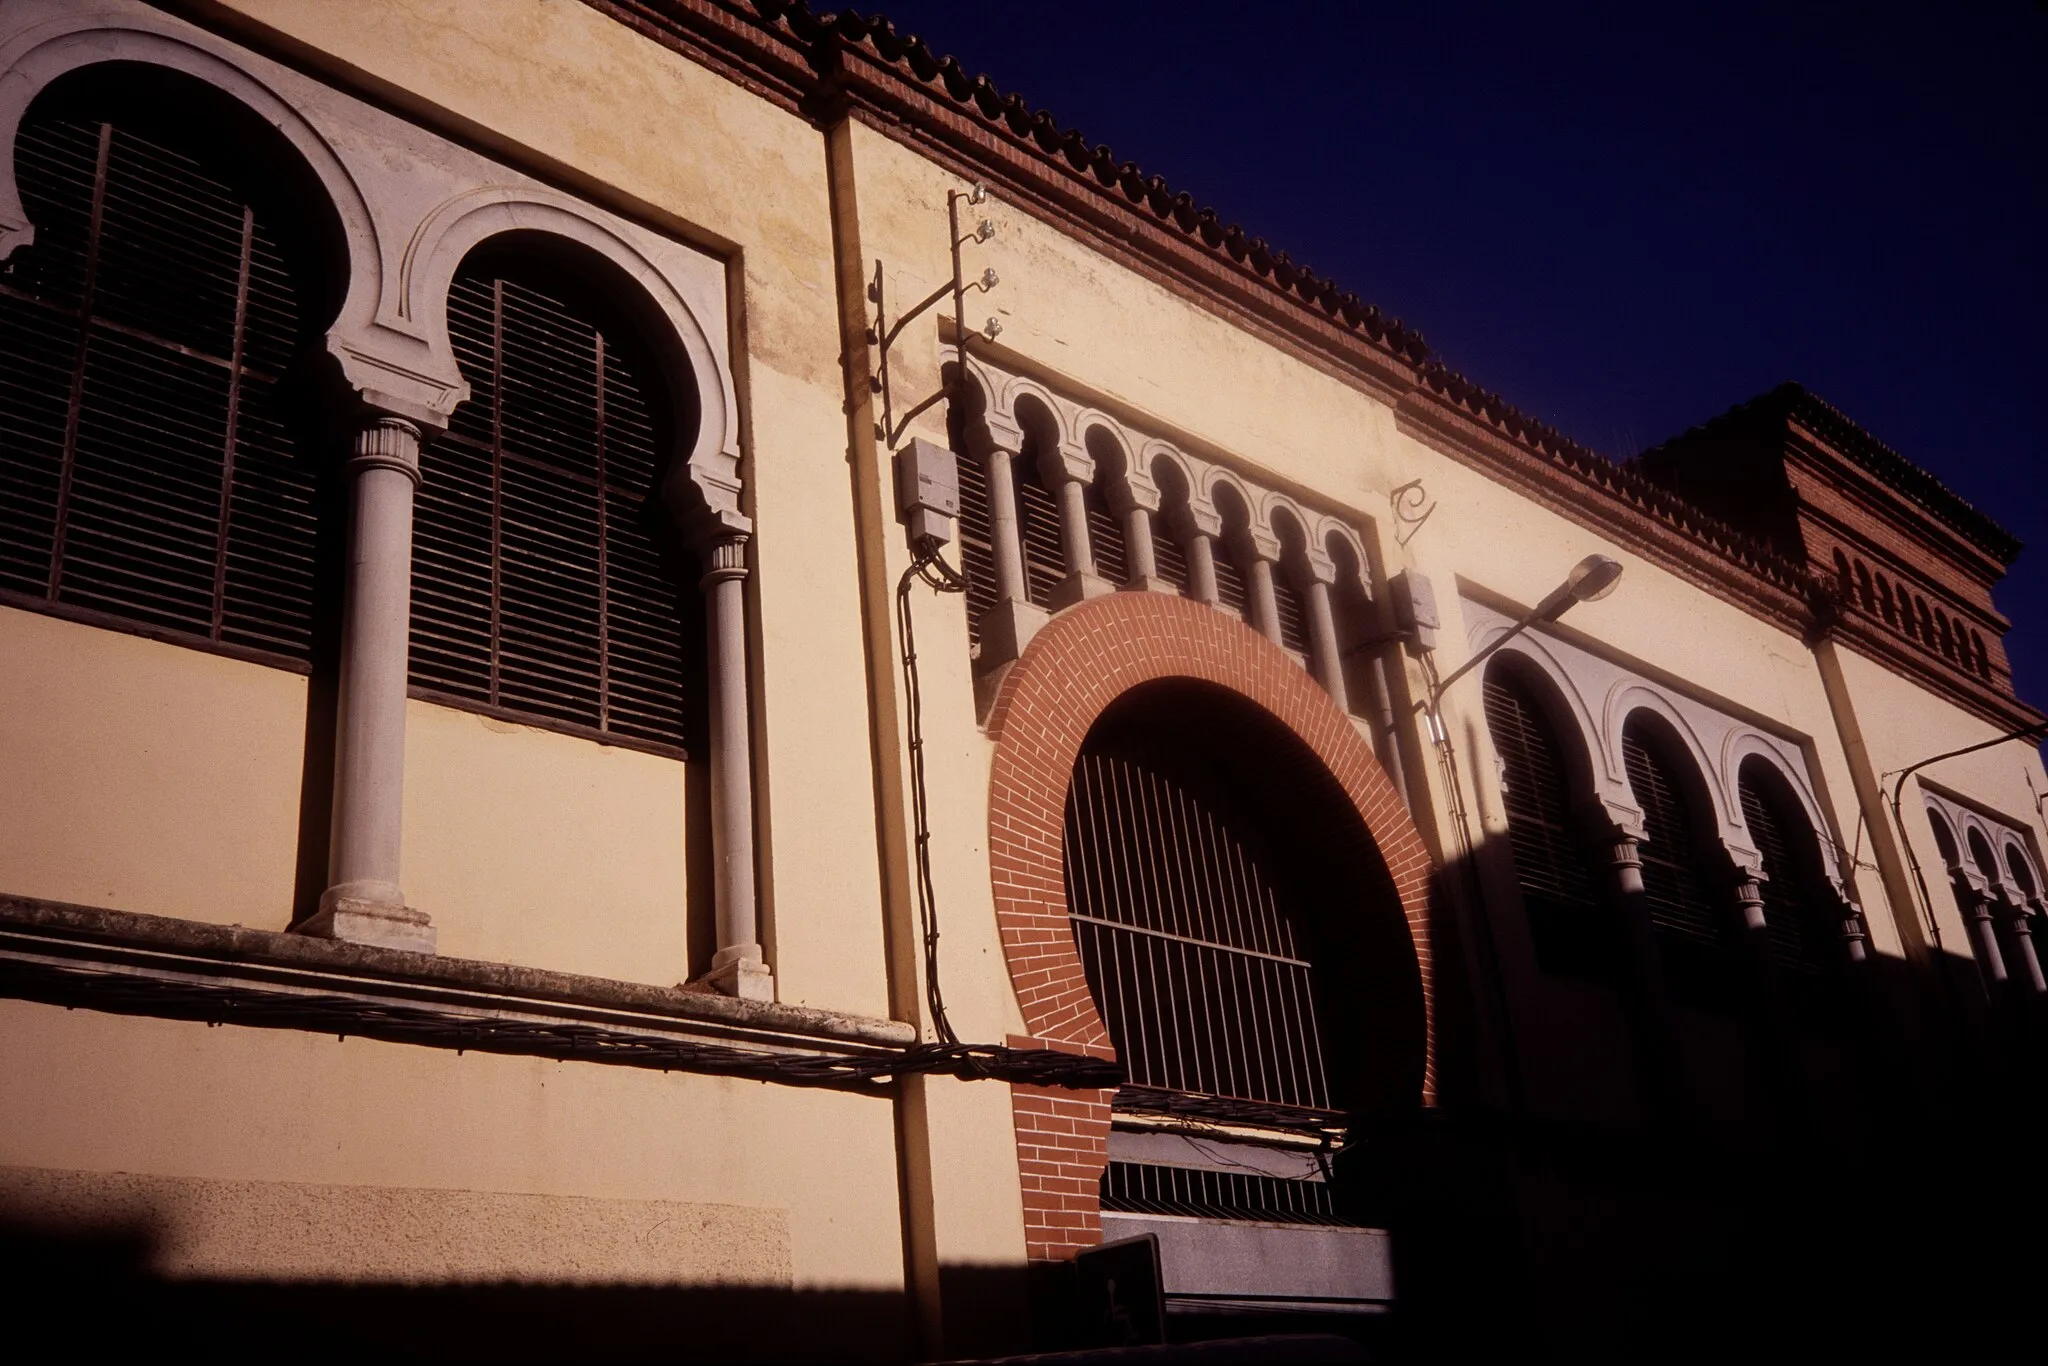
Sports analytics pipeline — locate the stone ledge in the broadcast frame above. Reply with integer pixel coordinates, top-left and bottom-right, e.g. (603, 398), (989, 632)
(0, 892), (912, 1052)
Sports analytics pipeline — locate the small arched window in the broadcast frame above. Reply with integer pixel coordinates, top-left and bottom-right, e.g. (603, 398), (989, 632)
(0, 70), (340, 662)
(1623, 714), (1732, 1002)
(1484, 663), (1615, 979)
(1210, 486), (1253, 624)
(1971, 630), (1990, 680)
(2006, 846), (2037, 897)
(1148, 457), (1191, 597)
(1738, 758), (1843, 1001)
(1010, 411), (1064, 609)
(1831, 549), (1852, 595)
(1875, 575), (1898, 627)
(1853, 561), (1874, 613)
(409, 246), (700, 752)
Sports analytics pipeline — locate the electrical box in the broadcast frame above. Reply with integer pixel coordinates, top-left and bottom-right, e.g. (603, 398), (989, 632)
(893, 437), (960, 545)
(1391, 569), (1438, 651)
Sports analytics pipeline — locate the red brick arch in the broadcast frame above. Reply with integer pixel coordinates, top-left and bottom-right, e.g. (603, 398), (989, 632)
(986, 591), (1437, 1260)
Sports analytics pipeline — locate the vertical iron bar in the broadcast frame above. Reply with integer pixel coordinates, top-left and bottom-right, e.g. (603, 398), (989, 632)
(47, 120), (114, 602)
(209, 203), (255, 640)
(595, 330), (610, 733)
(487, 277), (505, 706)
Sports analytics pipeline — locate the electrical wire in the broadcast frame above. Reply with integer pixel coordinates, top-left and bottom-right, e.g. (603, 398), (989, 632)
(896, 534), (970, 1045)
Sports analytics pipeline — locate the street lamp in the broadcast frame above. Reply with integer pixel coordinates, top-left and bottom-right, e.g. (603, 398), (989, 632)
(1429, 554), (1623, 706)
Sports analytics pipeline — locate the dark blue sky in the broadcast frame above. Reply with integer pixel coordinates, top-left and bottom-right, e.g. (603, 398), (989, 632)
(862, 1), (2046, 710)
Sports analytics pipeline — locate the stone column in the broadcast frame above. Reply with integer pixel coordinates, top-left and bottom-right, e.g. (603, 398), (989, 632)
(1733, 871), (1802, 1136)
(1243, 536), (1284, 646)
(1305, 578), (1348, 706)
(1607, 830), (1686, 1129)
(1038, 439), (1113, 610)
(1107, 473), (1170, 594)
(300, 415), (434, 953)
(1957, 877), (2008, 987)
(1166, 503), (1224, 609)
(700, 533), (771, 1001)
(2001, 899), (2047, 995)
(975, 439), (1049, 666)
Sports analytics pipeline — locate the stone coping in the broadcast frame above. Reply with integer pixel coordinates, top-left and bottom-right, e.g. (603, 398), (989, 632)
(0, 892), (914, 1051)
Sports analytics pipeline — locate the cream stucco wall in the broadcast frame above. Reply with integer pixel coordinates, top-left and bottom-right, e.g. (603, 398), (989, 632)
(205, 0), (896, 1021)
(400, 699), (695, 985)
(0, 607), (306, 929)
(0, 998), (904, 1291)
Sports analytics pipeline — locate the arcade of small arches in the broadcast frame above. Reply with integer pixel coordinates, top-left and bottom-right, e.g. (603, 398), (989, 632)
(1831, 545), (1995, 684)
(952, 359), (1396, 749)
(1465, 603), (1871, 998)
(1922, 789), (2048, 997)
(0, 15), (768, 993)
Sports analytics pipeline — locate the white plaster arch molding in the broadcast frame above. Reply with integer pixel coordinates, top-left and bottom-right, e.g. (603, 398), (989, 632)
(1137, 437), (1193, 513)
(1480, 636), (1620, 827)
(1720, 730), (1850, 892)
(1603, 681), (1757, 875)
(1201, 464), (1279, 560)
(1075, 409), (1151, 511)
(0, 4), (383, 345)
(394, 187), (745, 538)
(1262, 493), (1335, 584)
(1316, 516), (1375, 598)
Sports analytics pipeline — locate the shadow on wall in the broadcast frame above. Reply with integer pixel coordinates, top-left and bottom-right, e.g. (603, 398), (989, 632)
(0, 1216), (921, 1364)
(1396, 839), (2048, 1364)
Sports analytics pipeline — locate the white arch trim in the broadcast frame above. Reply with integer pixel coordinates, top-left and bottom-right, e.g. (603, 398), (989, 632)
(0, 8), (384, 373)
(1605, 681), (1753, 869)
(1723, 730), (1849, 890)
(392, 186), (743, 535)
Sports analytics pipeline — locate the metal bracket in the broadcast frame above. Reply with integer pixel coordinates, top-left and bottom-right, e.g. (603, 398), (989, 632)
(866, 183), (1005, 452)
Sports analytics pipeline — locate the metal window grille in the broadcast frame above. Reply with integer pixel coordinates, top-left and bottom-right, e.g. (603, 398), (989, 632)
(1483, 671), (1617, 978)
(1063, 748), (1336, 1114)
(410, 267), (693, 753)
(1101, 1160), (1344, 1226)
(0, 110), (320, 663)
(1738, 766), (1838, 981)
(1622, 724), (1720, 970)
(1273, 574), (1310, 653)
(954, 444), (998, 649)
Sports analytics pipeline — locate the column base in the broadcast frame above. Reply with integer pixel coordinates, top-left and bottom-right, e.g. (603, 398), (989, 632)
(1050, 572), (1116, 611)
(296, 895), (436, 954)
(975, 598), (1050, 670)
(703, 943), (775, 1002)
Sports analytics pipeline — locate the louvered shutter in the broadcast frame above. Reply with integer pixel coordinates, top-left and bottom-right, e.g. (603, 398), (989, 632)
(1152, 522), (1190, 596)
(1484, 671), (1616, 978)
(411, 265), (695, 754)
(1082, 480), (1126, 586)
(1739, 768), (1838, 982)
(1212, 540), (1249, 621)
(0, 109), (321, 664)
(1623, 721), (1734, 1000)
(954, 444), (998, 649)
(1274, 574), (1311, 653)
(1013, 454), (1064, 608)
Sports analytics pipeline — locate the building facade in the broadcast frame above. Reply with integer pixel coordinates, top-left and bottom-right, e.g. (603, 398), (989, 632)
(1, 2), (2042, 1359)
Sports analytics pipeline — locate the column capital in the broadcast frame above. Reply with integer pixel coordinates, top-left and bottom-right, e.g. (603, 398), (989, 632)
(347, 414), (424, 487)
(1164, 501), (1223, 540)
(1036, 436), (1095, 489)
(1236, 526), (1284, 566)
(697, 531), (750, 588)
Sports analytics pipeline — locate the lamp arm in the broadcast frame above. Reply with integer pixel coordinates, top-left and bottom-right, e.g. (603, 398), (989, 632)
(1429, 607), (1542, 709)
